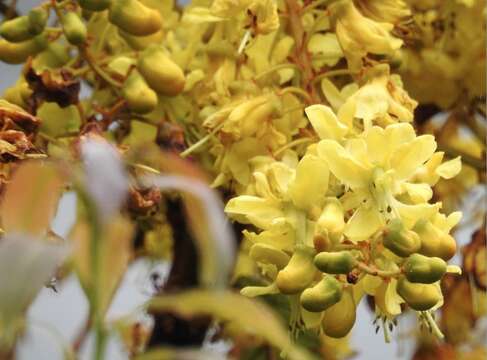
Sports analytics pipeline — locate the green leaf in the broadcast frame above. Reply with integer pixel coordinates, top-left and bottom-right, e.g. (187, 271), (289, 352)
(147, 290), (315, 360)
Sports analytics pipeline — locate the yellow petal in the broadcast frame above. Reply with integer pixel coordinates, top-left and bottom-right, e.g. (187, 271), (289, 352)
(390, 135), (437, 180)
(394, 201), (440, 229)
(305, 104), (348, 141)
(435, 156), (461, 179)
(317, 140), (371, 188)
(402, 182), (433, 203)
(225, 195), (283, 230)
(288, 154), (329, 210)
(344, 205), (382, 242)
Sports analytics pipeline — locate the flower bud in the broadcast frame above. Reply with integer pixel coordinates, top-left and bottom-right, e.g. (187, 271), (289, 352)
(314, 251), (356, 274)
(396, 277), (442, 311)
(315, 198), (345, 243)
(118, 28), (164, 51)
(414, 220), (457, 261)
(79, 0), (112, 11)
(322, 287), (356, 338)
(383, 219), (421, 257)
(0, 8), (47, 43)
(108, 0), (162, 36)
(300, 274), (342, 312)
(275, 245), (316, 294)
(62, 12), (87, 46)
(0, 33), (48, 64)
(249, 243), (290, 270)
(404, 253), (446, 284)
(27, 7), (49, 35)
(137, 45), (185, 96)
(121, 70), (158, 114)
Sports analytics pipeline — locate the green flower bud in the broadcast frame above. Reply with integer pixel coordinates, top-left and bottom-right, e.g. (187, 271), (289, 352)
(79, 0), (112, 11)
(0, 8), (47, 42)
(108, 0), (162, 36)
(396, 277), (442, 311)
(249, 243), (290, 270)
(404, 253), (446, 284)
(300, 274), (342, 312)
(0, 33), (48, 64)
(414, 220), (457, 261)
(62, 12), (87, 46)
(383, 219), (421, 257)
(314, 251), (356, 274)
(122, 70), (158, 114)
(137, 45), (185, 96)
(275, 245), (316, 294)
(322, 287), (356, 338)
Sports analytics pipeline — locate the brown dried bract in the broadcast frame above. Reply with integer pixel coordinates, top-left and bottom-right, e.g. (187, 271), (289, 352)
(25, 63), (80, 109)
(0, 99), (40, 133)
(128, 186), (162, 213)
(0, 130), (36, 162)
(157, 122), (186, 154)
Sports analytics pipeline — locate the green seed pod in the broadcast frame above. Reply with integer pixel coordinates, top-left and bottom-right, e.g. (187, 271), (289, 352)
(404, 253), (447, 284)
(300, 275), (342, 312)
(275, 245), (316, 294)
(414, 220), (457, 261)
(322, 287), (356, 338)
(0, 33), (48, 64)
(137, 45), (185, 96)
(383, 219), (421, 257)
(79, 0), (112, 11)
(118, 28), (163, 50)
(108, 0), (162, 36)
(396, 277), (442, 311)
(314, 251), (356, 274)
(122, 70), (158, 114)
(249, 243), (290, 270)
(27, 7), (49, 35)
(62, 12), (87, 46)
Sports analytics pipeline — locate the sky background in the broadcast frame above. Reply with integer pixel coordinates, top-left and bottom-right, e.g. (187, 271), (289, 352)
(1, 1), (482, 359)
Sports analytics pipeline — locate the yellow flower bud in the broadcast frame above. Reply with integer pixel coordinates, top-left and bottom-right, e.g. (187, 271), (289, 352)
(322, 287), (356, 338)
(0, 7), (47, 43)
(275, 245), (316, 294)
(396, 277), (442, 311)
(315, 198), (345, 243)
(383, 219), (421, 257)
(404, 253), (446, 284)
(137, 45), (185, 96)
(0, 33), (48, 64)
(249, 243), (290, 270)
(314, 251), (356, 275)
(414, 220), (457, 261)
(108, 0), (162, 36)
(118, 28), (164, 51)
(300, 275), (343, 312)
(121, 70), (158, 114)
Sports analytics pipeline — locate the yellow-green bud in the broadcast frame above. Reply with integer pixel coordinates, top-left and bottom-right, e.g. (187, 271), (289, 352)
(0, 8), (48, 42)
(27, 7), (49, 35)
(300, 275), (342, 312)
(122, 70), (158, 114)
(383, 219), (421, 257)
(249, 243), (290, 270)
(61, 12), (87, 46)
(275, 245), (316, 294)
(108, 0), (162, 36)
(322, 288), (356, 338)
(79, 0), (112, 11)
(137, 45), (185, 96)
(414, 220), (457, 261)
(314, 251), (356, 274)
(0, 33), (48, 64)
(404, 253), (446, 284)
(396, 277), (442, 311)
(118, 28), (164, 51)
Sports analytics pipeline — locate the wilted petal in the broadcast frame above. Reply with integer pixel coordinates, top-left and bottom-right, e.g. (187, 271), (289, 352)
(288, 155), (329, 210)
(81, 137), (128, 222)
(305, 104), (348, 141)
(317, 140), (371, 188)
